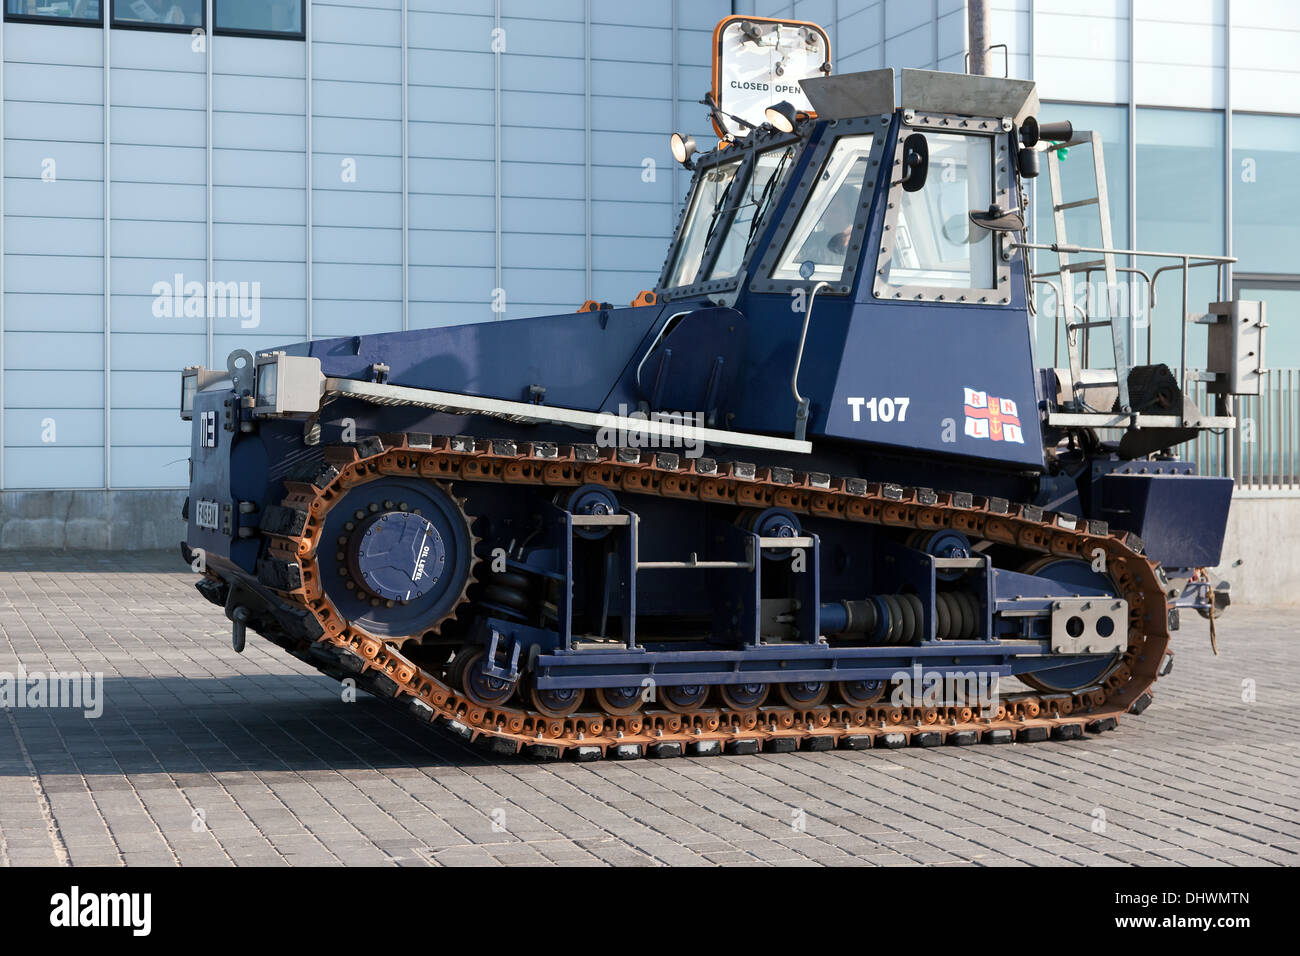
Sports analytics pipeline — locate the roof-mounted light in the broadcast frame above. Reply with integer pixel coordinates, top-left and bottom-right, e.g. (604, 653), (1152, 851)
(179, 365), (230, 421)
(764, 100), (799, 134)
(253, 352), (325, 418)
(670, 132), (697, 168)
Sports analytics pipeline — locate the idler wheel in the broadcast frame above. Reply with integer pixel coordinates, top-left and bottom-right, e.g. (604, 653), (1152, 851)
(526, 679), (585, 718)
(743, 507), (802, 560)
(1016, 556), (1123, 693)
(719, 682), (768, 710)
(565, 484), (620, 540)
(778, 681), (829, 707)
(459, 649), (517, 708)
(661, 683), (708, 713)
(446, 648), (472, 689)
(837, 678), (887, 707)
(594, 686), (644, 716)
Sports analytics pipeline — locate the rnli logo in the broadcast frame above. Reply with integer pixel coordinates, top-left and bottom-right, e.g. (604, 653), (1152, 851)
(963, 388), (1024, 444)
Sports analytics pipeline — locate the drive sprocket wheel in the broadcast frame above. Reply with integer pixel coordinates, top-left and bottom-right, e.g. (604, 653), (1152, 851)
(314, 475), (478, 649)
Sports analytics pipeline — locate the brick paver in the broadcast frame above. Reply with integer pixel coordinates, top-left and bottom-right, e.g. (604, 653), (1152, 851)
(0, 551), (1295, 866)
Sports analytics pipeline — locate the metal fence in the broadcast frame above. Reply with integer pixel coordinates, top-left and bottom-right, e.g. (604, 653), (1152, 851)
(1186, 368), (1300, 494)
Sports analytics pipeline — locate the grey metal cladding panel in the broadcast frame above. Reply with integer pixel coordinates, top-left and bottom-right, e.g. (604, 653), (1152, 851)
(801, 70), (895, 119)
(5, 62), (104, 105)
(3, 21), (103, 67)
(109, 30), (206, 75)
(213, 34), (308, 80)
(900, 69), (1039, 123)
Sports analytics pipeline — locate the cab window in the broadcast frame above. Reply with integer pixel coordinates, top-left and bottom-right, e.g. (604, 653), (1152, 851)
(771, 134), (874, 282)
(884, 132), (994, 289)
(708, 146), (794, 280)
(664, 159), (741, 288)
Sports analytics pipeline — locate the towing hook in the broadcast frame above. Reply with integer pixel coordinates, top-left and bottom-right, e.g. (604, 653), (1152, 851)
(230, 605), (251, 654)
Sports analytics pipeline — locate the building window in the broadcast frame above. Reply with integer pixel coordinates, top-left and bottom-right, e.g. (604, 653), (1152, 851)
(1234, 276), (1300, 370)
(215, 0), (303, 38)
(1136, 107), (1225, 370)
(5, 0), (101, 25)
(111, 0), (201, 30)
(1232, 114), (1300, 277)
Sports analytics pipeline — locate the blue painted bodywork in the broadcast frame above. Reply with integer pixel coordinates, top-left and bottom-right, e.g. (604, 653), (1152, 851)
(184, 102), (1230, 698)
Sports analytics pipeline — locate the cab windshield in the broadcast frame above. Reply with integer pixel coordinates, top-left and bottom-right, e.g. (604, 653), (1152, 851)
(708, 146), (796, 280)
(664, 159), (742, 288)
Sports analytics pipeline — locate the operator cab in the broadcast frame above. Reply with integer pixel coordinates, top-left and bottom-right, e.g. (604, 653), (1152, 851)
(649, 13), (1257, 486)
(654, 56), (1030, 310)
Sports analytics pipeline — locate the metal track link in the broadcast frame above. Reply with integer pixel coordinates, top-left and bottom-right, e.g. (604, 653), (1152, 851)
(239, 433), (1169, 760)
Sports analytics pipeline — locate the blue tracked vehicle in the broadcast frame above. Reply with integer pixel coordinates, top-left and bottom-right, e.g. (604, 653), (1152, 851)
(178, 16), (1258, 758)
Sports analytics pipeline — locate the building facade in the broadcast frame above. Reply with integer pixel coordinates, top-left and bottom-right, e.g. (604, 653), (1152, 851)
(0, 1), (1296, 554)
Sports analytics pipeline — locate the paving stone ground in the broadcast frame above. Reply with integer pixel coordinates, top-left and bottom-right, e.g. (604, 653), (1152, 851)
(0, 550), (1295, 867)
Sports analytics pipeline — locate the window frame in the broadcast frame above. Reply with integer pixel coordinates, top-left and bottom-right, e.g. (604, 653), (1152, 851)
(660, 157), (744, 292)
(655, 128), (804, 303)
(213, 0), (305, 40)
(110, 0), (205, 34)
(704, 141), (799, 283)
(750, 114), (890, 298)
(4, 2), (103, 27)
(1233, 274), (1299, 369)
(768, 131), (877, 284)
(872, 112), (1015, 305)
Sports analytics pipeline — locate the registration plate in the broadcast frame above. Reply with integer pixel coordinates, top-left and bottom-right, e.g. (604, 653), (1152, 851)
(194, 499), (221, 531)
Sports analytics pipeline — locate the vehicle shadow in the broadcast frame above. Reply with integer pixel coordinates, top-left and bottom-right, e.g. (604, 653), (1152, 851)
(0, 550), (182, 574)
(0, 674), (525, 775)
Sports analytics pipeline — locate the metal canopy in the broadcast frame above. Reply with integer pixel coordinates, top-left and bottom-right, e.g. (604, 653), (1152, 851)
(800, 69), (894, 119)
(899, 68), (1039, 122)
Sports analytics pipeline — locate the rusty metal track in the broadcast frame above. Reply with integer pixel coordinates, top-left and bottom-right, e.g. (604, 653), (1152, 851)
(238, 433), (1169, 760)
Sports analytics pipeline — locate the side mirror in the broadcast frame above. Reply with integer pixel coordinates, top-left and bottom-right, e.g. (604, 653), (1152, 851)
(969, 203), (1025, 233)
(1017, 149), (1040, 179)
(900, 133), (929, 193)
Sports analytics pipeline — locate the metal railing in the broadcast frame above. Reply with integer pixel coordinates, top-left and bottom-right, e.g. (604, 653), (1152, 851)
(1186, 368), (1300, 494)
(1023, 239), (1236, 417)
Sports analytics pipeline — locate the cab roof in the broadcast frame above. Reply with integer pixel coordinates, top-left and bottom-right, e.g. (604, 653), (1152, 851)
(802, 68), (1039, 125)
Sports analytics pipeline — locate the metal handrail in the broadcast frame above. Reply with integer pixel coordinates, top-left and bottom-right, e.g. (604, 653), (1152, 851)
(791, 280), (830, 442)
(1018, 241), (1237, 405)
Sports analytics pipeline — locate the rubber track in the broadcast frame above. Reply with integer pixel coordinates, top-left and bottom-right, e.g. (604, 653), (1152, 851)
(246, 433), (1170, 760)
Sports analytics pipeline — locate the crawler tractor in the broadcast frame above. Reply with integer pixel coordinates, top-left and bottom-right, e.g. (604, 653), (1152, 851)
(179, 16), (1260, 759)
